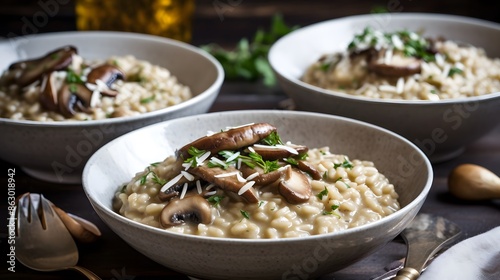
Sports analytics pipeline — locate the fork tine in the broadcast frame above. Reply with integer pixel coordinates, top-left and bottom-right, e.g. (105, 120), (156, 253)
(19, 193), (44, 235)
(16, 193), (29, 236)
(27, 193), (41, 225)
(39, 194), (58, 229)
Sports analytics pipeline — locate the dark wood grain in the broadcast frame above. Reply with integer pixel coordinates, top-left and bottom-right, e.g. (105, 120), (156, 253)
(1, 1), (499, 279)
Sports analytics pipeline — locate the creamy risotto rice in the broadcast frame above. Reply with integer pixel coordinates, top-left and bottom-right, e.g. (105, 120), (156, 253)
(302, 27), (500, 100)
(114, 123), (400, 239)
(0, 46), (192, 121)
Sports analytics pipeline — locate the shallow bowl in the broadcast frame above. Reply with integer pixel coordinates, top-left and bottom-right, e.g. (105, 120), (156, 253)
(0, 31), (223, 183)
(83, 110), (432, 280)
(269, 13), (500, 162)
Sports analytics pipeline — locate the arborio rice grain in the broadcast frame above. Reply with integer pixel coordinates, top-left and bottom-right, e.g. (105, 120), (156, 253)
(114, 147), (400, 239)
(0, 55), (192, 121)
(302, 28), (500, 100)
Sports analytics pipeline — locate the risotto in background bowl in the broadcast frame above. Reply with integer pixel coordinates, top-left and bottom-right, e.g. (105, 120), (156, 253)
(82, 110), (433, 279)
(269, 13), (500, 162)
(0, 31), (223, 183)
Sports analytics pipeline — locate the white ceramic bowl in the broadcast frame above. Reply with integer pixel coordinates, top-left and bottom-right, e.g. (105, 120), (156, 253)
(82, 110), (432, 280)
(0, 31), (223, 183)
(269, 13), (500, 163)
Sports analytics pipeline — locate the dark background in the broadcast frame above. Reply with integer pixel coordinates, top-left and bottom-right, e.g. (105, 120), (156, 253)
(1, 0), (499, 47)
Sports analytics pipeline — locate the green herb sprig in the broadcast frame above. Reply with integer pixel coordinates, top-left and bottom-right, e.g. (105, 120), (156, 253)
(184, 146), (208, 167)
(217, 150), (280, 173)
(334, 158), (354, 169)
(207, 195), (224, 207)
(200, 14), (299, 87)
(322, 204), (340, 217)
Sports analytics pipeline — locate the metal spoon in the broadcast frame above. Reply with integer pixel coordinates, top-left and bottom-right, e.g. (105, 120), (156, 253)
(393, 213), (462, 280)
(15, 193), (101, 279)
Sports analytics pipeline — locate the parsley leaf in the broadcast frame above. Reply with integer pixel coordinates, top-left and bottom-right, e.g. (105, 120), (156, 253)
(261, 131), (283, 146)
(240, 209), (250, 219)
(66, 69), (84, 84)
(200, 14), (299, 87)
(207, 195), (224, 207)
(448, 67), (463, 77)
(322, 204), (341, 217)
(140, 95), (156, 104)
(334, 158), (353, 169)
(317, 186), (329, 200)
(184, 146), (208, 167)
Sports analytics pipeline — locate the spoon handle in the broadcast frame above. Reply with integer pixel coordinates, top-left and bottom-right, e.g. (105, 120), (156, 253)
(393, 267), (420, 280)
(70, 266), (102, 280)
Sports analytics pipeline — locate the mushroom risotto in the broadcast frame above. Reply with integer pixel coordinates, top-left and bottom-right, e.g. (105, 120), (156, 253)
(0, 46), (192, 121)
(114, 123), (400, 239)
(302, 27), (500, 100)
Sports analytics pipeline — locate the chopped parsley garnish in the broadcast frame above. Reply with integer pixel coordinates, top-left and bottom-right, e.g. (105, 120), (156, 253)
(335, 177), (351, 188)
(151, 172), (167, 185)
(317, 186), (329, 200)
(261, 131), (284, 146)
(66, 69), (84, 84)
(207, 158), (229, 169)
(219, 150), (280, 173)
(207, 195), (224, 207)
(348, 27), (435, 62)
(138, 167), (166, 185)
(322, 204), (340, 217)
(184, 146), (207, 167)
(283, 157), (298, 166)
(334, 158), (353, 169)
(140, 95), (156, 104)
(69, 83), (77, 93)
(247, 152), (280, 173)
(258, 201), (265, 207)
(448, 67), (463, 77)
(240, 209), (250, 219)
(319, 62), (331, 72)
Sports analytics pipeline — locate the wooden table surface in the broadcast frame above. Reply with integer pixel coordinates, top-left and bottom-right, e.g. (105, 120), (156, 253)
(1, 1), (500, 279)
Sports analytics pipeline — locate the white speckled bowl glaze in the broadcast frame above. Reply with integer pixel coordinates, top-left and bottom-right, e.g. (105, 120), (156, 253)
(0, 31), (223, 183)
(82, 110), (433, 280)
(268, 13), (500, 163)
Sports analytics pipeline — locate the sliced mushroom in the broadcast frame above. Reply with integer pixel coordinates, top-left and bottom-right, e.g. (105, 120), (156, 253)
(240, 164), (283, 186)
(190, 165), (259, 203)
(158, 176), (200, 202)
(71, 83), (94, 108)
(86, 64), (125, 96)
(368, 49), (422, 77)
(58, 84), (78, 117)
(39, 71), (59, 111)
(250, 144), (308, 160)
(1, 45), (77, 88)
(297, 160), (322, 180)
(278, 166), (312, 204)
(52, 205), (101, 243)
(177, 123), (277, 160)
(57, 83), (94, 117)
(160, 195), (212, 228)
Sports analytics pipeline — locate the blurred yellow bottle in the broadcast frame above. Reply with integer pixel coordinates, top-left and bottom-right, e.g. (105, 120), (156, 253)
(75, 0), (195, 42)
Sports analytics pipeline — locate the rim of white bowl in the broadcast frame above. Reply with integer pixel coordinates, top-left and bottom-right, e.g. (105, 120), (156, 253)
(268, 13), (500, 106)
(82, 109), (434, 243)
(0, 31), (224, 127)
